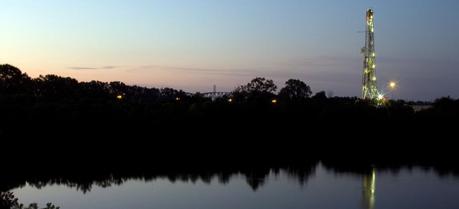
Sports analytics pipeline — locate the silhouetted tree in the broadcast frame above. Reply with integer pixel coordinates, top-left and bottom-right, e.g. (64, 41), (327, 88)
(233, 77), (277, 103)
(243, 77), (277, 93)
(0, 64), (31, 94)
(160, 88), (188, 102)
(279, 79), (311, 101)
(109, 81), (128, 97)
(34, 75), (79, 100)
(312, 91), (327, 100)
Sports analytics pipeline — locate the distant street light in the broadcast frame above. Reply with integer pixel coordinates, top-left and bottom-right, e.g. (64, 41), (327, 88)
(389, 81), (397, 90)
(228, 98), (233, 103)
(271, 99), (278, 104)
(116, 95), (123, 100)
(384, 81), (399, 100)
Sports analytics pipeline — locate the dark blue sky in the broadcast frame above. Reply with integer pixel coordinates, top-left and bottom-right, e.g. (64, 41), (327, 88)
(1, 0), (458, 100)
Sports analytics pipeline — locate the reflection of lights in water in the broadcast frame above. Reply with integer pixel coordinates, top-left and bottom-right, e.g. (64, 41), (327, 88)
(362, 168), (376, 209)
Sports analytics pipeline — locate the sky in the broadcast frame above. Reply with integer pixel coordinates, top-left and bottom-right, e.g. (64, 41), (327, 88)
(1, 0), (458, 101)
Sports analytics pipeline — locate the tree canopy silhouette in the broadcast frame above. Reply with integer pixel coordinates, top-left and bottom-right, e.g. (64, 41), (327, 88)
(0, 64), (31, 95)
(279, 79), (312, 101)
(0, 64), (457, 142)
(233, 77), (277, 103)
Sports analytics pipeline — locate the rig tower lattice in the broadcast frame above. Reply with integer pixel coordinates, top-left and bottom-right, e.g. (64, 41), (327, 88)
(361, 9), (380, 100)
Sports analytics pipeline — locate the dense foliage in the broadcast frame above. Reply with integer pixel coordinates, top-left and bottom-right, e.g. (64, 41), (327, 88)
(1, 64), (457, 139)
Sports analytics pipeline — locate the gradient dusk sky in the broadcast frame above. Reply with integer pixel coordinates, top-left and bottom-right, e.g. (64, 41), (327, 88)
(1, 0), (458, 100)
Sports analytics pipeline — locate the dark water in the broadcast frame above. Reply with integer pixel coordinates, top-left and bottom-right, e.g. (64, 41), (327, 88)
(8, 164), (459, 209)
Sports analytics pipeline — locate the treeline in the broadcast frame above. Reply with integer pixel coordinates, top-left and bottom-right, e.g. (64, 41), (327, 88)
(1, 64), (458, 154)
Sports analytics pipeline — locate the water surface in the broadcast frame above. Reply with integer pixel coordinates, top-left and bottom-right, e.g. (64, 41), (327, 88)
(11, 164), (459, 209)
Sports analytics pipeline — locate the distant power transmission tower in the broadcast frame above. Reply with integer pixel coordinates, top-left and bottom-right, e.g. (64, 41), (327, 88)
(361, 9), (380, 100)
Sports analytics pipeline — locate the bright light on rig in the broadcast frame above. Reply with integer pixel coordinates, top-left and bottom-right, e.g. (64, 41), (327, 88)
(377, 94), (384, 100)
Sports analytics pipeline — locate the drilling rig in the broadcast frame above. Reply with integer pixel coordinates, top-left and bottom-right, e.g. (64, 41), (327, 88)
(361, 9), (381, 101)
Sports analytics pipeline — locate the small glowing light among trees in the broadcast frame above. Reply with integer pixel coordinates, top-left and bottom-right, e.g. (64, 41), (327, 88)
(116, 95), (123, 100)
(272, 99), (278, 104)
(176, 97), (181, 101)
(228, 98), (233, 103)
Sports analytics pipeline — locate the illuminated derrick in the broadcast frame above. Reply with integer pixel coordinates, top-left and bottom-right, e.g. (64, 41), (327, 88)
(361, 9), (380, 101)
